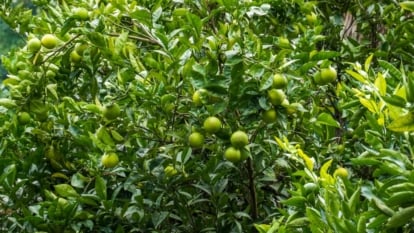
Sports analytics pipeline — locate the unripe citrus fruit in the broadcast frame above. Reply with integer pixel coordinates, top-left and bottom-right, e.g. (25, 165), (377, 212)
(41, 34), (58, 49)
(18, 112), (31, 125)
(75, 44), (88, 55)
(303, 182), (318, 194)
(164, 165), (178, 177)
(224, 147), (241, 163)
(240, 147), (251, 161)
(272, 73), (288, 89)
(203, 116), (222, 133)
(262, 109), (277, 123)
(306, 12), (317, 24)
(334, 167), (348, 179)
(102, 103), (121, 120)
(73, 7), (89, 20)
(278, 37), (291, 49)
(27, 38), (41, 52)
(101, 152), (119, 168)
(268, 89), (286, 106)
(320, 66), (337, 84)
(230, 130), (249, 148)
(192, 89), (206, 106)
(188, 132), (204, 148)
(70, 50), (82, 63)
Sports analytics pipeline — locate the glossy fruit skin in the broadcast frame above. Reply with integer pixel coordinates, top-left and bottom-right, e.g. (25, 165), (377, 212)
(18, 112), (31, 125)
(203, 116), (222, 133)
(268, 89), (286, 106)
(188, 132), (204, 148)
(70, 50), (82, 63)
(262, 109), (277, 123)
(73, 7), (89, 20)
(102, 103), (121, 120)
(334, 167), (348, 179)
(164, 165), (178, 177)
(272, 73), (288, 89)
(41, 34), (58, 49)
(192, 89), (205, 106)
(320, 67), (337, 84)
(101, 152), (119, 168)
(224, 147), (241, 163)
(230, 130), (249, 148)
(27, 38), (41, 52)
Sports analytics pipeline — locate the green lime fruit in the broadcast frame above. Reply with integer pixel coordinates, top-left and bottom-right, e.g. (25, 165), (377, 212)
(41, 34), (58, 49)
(333, 167), (349, 179)
(70, 50), (82, 63)
(224, 147), (241, 163)
(203, 116), (222, 133)
(27, 38), (41, 52)
(230, 130), (249, 148)
(102, 103), (121, 120)
(73, 7), (89, 20)
(18, 112), (31, 125)
(192, 89), (206, 106)
(278, 37), (291, 49)
(320, 66), (337, 84)
(240, 147), (251, 161)
(272, 73), (288, 89)
(164, 165), (178, 177)
(262, 109), (277, 123)
(101, 152), (119, 168)
(188, 132), (205, 148)
(268, 89), (286, 106)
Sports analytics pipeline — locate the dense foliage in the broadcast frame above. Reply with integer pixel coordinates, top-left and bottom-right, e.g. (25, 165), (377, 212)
(2, 0), (414, 232)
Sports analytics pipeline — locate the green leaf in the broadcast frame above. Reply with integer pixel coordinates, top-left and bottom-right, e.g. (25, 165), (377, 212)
(364, 53), (374, 72)
(400, 1), (414, 11)
(378, 60), (402, 81)
(95, 176), (107, 200)
(54, 184), (79, 198)
(316, 112), (340, 127)
(388, 112), (414, 132)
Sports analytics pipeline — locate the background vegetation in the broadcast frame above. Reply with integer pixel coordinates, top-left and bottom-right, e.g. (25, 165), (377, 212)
(1, 0), (414, 232)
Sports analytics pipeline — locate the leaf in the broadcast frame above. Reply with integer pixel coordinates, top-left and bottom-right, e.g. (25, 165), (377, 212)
(152, 211), (169, 229)
(320, 159), (334, 186)
(378, 60), (402, 81)
(95, 176), (107, 200)
(296, 148), (314, 170)
(54, 184), (79, 198)
(400, 1), (414, 11)
(359, 97), (378, 113)
(316, 112), (340, 128)
(46, 84), (58, 100)
(310, 51), (341, 61)
(0, 98), (17, 108)
(364, 54), (374, 72)
(388, 112), (414, 132)
(346, 70), (367, 83)
(374, 73), (386, 96)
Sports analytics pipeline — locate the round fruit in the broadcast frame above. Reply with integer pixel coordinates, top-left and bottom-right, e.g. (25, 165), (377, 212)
(75, 44), (88, 55)
(268, 89), (286, 106)
(306, 12), (317, 24)
(334, 167), (349, 179)
(313, 71), (323, 85)
(203, 116), (222, 133)
(272, 73), (288, 89)
(192, 89), (206, 106)
(164, 165), (178, 177)
(262, 109), (277, 123)
(18, 112), (31, 125)
(240, 147), (251, 161)
(41, 34), (58, 49)
(101, 152), (119, 168)
(230, 130), (249, 148)
(303, 182), (318, 194)
(27, 38), (41, 52)
(278, 37), (291, 49)
(224, 147), (241, 163)
(70, 50), (82, 63)
(320, 67), (337, 84)
(102, 103), (121, 120)
(73, 7), (89, 20)
(188, 132), (205, 148)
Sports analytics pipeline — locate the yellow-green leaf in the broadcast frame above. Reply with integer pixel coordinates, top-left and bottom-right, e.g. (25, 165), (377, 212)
(388, 112), (414, 132)
(346, 70), (367, 83)
(297, 148), (314, 170)
(274, 136), (288, 151)
(359, 97), (378, 113)
(400, 1), (414, 11)
(375, 73), (387, 96)
(364, 54), (374, 72)
(320, 159), (334, 186)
